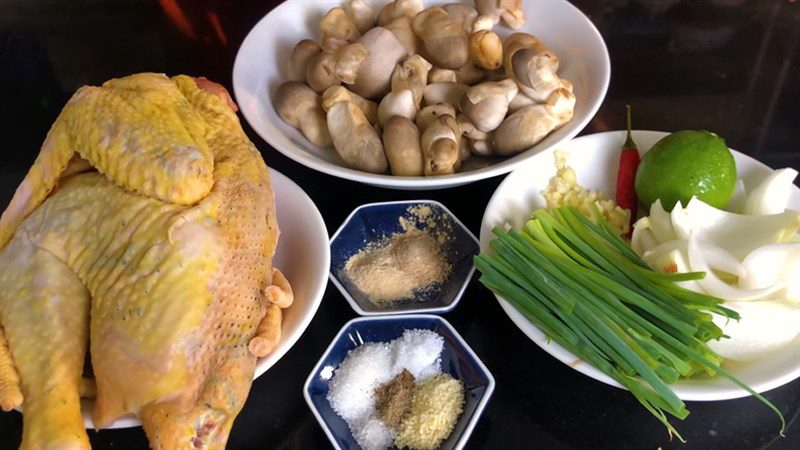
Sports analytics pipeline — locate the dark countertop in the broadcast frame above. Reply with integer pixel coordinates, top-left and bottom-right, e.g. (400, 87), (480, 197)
(1, 1), (798, 449)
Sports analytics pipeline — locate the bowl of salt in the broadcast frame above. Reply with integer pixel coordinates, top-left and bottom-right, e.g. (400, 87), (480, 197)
(304, 315), (494, 450)
(329, 200), (479, 316)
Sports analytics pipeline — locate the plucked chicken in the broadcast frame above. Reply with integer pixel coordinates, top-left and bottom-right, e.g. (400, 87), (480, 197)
(0, 73), (293, 450)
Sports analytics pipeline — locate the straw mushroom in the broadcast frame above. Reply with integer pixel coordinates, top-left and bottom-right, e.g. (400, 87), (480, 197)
(429, 68), (458, 83)
(457, 113), (489, 141)
(442, 3), (479, 33)
(377, 0), (423, 26)
(472, 14), (495, 32)
(391, 55), (432, 107)
(320, 7), (361, 44)
(476, 0), (525, 29)
(470, 138), (495, 156)
(289, 39), (321, 82)
(346, 0), (376, 33)
(469, 18), (503, 70)
(459, 78), (518, 132)
(321, 85), (378, 125)
(485, 68), (508, 82)
(416, 103), (457, 131)
(327, 101), (387, 173)
(378, 90), (417, 126)
(455, 61), (486, 85)
(412, 7), (469, 70)
(384, 17), (422, 56)
(456, 113), (489, 159)
(494, 87), (576, 155)
(423, 82), (469, 107)
(274, 81), (331, 148)
(275, 0), (573, 179)
(503, 32), (558, 75)
(328, 42), (369, 84)
(421, 114), (461, 175)
(350, 27), (408, 99)
(508, 90), (536, 112)
(511, 48), (563, 102)
(304, 42), (369, 92)
(469, 30), (503, 70)
(382, 116), (424, 176)
(320, 36), (345, 53)
(305, 51), (340, 93)
(501, 33), (565, 101)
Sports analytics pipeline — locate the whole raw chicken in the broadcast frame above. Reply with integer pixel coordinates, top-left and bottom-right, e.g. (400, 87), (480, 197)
(0, 73), (293, 449)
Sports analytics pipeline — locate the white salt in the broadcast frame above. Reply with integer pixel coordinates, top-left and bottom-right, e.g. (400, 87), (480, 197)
(327, 342), (393, 423)
(326, 329), (444, 450)
(390, 329), (444, 382)
(356, 418), (394, 450)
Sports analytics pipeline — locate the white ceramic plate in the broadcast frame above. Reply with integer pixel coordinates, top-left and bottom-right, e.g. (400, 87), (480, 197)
(78, 168), (330, 428)
(480, 130), (800, 401)
(232, 0), (610, 190)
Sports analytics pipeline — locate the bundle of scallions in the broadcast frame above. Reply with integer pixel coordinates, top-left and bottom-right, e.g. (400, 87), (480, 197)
(474, 205), (784, 441)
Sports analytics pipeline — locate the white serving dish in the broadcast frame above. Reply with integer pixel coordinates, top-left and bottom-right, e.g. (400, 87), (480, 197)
(78, 167), (330, 428)
(232, 0), (610, 190)
(480, 130), (800, 401)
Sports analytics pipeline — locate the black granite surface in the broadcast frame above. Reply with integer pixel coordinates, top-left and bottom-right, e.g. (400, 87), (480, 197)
(1, 1), (798, 449)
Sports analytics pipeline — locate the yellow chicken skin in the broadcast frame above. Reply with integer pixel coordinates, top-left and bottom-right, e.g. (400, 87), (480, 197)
(0, 73), (292, 450)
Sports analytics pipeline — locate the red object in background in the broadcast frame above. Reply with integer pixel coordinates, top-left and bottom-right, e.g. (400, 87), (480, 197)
(158, 0), (196, 38)
(616, 105), (640, 233)
(158, 0), (230, 46)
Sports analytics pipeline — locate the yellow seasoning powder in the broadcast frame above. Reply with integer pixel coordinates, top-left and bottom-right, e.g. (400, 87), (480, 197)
(344, 229), (451, 306)
(394, 373), (465, 450)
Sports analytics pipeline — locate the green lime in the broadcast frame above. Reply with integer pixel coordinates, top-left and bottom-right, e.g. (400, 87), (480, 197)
(634, 130), (736, 211)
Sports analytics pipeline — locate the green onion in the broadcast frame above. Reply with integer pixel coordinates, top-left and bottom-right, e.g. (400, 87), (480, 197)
(475, 206), (785, 441)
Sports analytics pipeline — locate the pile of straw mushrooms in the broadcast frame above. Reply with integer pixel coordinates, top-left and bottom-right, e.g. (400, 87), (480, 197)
(275, 0), (576, 176)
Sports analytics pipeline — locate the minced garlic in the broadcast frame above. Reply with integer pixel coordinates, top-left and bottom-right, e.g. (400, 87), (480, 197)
(541, 151), (631, 235)
(394, 373), (464, 450)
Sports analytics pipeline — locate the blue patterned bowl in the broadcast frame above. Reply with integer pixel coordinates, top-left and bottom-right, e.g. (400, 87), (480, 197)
(304, 315), (494, 450)
(329, 200), (479, 315)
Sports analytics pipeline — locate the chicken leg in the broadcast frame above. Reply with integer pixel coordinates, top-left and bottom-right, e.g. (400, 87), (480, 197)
(0, 233), (91, 449)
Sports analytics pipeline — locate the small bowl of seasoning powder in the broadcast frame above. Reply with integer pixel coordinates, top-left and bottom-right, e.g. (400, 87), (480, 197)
(304, 315), (495, 450)
(330, 201), (479, 315)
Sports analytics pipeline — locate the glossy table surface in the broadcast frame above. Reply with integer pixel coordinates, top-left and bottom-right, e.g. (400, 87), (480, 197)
(1, 1), (799, 449)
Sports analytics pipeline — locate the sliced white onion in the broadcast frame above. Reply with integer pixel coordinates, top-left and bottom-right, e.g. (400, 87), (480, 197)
(677, 197), (799, 259)
(643, 239), (743, 277)
(743, 168), (799, 215)
(648, 199), (677, 243)
(708, 299), (800, 361)
(636, 227), (659, 257)
(642, 246), (688, 273)
(642, 239), (684, 261)
(741, 242), (800, 301)
(694, 241), (744, 278)
(725, 179), (747, 213)
(639, 246), (703, 293)
(631, 217), (652, 256)
(687, 233), (782, 301)
(670, 200), (691, 240)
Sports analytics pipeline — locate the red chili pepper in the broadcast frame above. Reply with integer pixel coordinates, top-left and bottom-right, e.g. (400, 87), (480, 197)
(616, 105), (640, 232)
